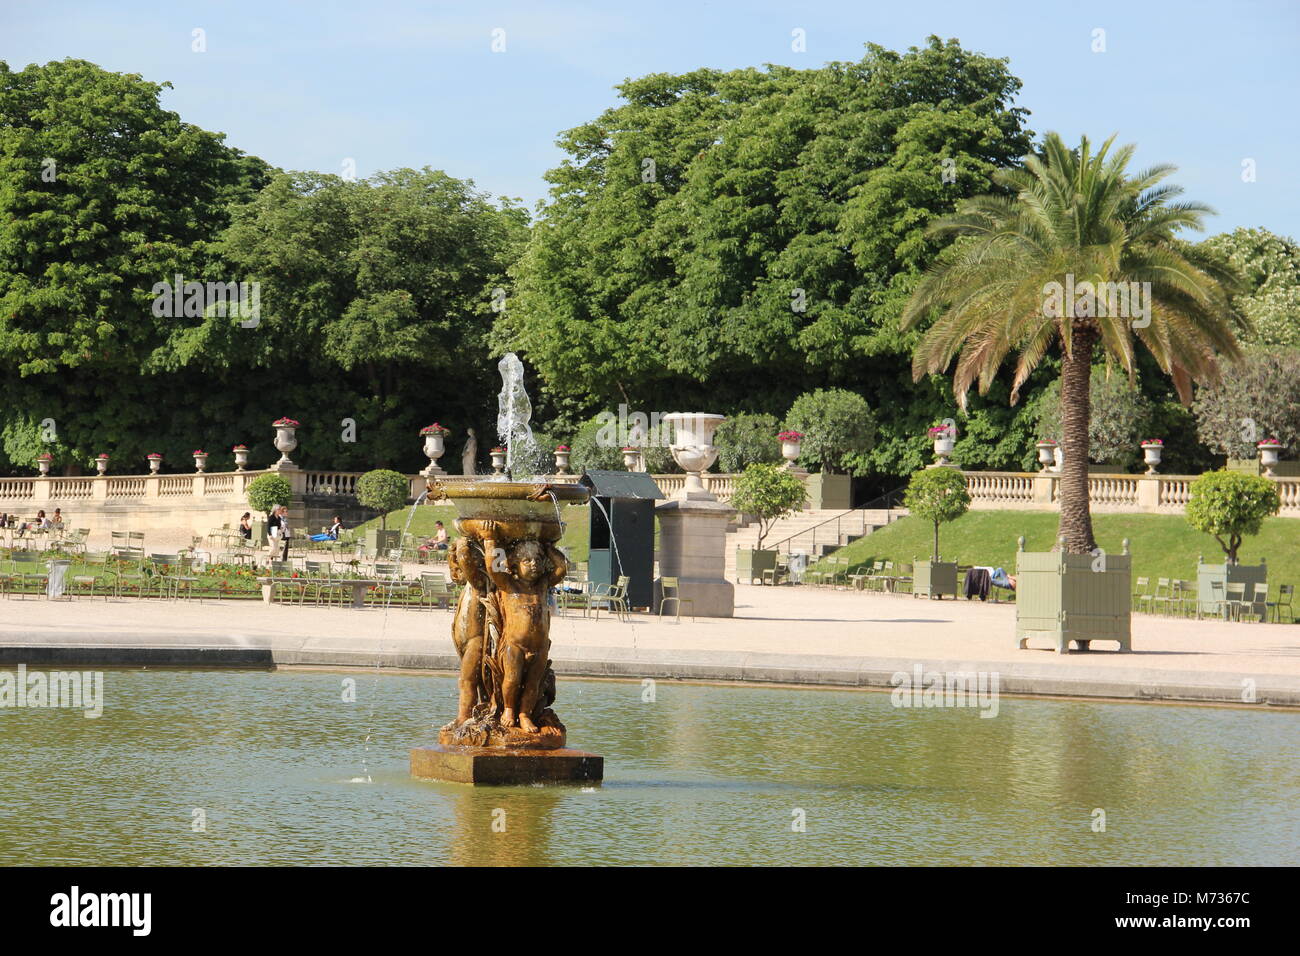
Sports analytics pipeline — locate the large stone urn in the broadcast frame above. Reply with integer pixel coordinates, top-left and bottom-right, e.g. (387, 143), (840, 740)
(490, 447), (507, 475)
(656, 412), (734, 617)
(193, 451), (208, 473)
(1140, 441), (1163, 475)
(94, 455), (109, 476)
(146, 455), (162, 474)
(554, 446), (571, 475)
(421, 428), (448, 477)
(1035, 441), (1057, 472)
(271, 419), (299, 470)
(778, 431), (805, 473)
(1258, 442), (1284, 478)
(232, 446), (249, 471)
(37, 455), (52, 476)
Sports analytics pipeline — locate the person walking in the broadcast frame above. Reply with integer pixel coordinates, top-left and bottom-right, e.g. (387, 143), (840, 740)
(266, 505), (290, 564)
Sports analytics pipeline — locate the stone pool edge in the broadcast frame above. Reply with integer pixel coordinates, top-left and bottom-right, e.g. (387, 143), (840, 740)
(2, 632), (1298, 708)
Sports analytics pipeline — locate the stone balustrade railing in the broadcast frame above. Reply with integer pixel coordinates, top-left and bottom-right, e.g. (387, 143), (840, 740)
(964, 470), (1300, 517)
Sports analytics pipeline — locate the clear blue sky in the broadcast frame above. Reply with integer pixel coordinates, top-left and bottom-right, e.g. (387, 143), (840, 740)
(3, 0), (1298, 237)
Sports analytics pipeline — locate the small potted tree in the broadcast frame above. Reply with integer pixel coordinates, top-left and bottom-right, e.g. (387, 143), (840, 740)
(905, 467), (969, 598)
(245, 472), (293, 546)
(356, 469), (411, 556)
(730, 464), (808, 584)
(1139, 438), (1163, 474)
(1186, 470), (1281, 619)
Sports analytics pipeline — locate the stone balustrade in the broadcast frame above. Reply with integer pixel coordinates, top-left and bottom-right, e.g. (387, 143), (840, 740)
(963, 470), (1300, 517)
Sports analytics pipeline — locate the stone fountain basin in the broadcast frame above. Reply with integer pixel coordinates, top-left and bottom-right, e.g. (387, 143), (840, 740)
(435, 480), (589, 541)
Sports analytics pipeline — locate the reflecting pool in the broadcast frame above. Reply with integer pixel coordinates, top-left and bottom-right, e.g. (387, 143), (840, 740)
(1, 669), (1296, 865)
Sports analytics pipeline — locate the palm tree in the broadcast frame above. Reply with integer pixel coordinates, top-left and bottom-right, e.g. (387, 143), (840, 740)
(901, 133), (1243, 554)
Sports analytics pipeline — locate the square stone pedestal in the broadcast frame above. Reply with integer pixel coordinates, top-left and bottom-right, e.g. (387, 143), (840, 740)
(410, 744), (603, 785)
(655, 493), (735, 617)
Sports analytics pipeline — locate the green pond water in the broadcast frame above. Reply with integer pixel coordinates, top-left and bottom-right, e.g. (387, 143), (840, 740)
(1, 668), (1297, 866)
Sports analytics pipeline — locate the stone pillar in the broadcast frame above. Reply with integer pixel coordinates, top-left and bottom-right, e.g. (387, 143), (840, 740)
(33, 477), (52, 504)
(1136, 475), (1161, 512)
(655, 491), (735, 618)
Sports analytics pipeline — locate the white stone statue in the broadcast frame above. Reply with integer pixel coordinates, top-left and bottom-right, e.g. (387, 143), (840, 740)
(462, 428), (478, 476)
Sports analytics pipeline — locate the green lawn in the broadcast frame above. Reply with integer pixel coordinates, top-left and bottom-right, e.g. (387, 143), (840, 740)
(351, 503), (593, 563)
(809, 511), (1300, 587)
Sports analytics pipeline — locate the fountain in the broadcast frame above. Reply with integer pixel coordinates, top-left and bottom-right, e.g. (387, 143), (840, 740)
(410, 355), (603, 785)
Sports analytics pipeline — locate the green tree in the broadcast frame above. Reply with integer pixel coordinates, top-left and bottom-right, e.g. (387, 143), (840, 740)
(902, 132), (1243, 553)
(0, 59), (272, 472)
(1185, 470), (1281, 564)
(785, 389), (876, 475)
(1193, 348), (1300, 459)
(715, 413), (782, 472)
(1202, 227), (1300, 347)
(904, 467), (971, 561)
(245, 473), (292, 515)
(496, 38), (1032, 450)
(355, 469), (410, 528)
(1034, 367), (1153, 467)
(729, 464), (808, 549)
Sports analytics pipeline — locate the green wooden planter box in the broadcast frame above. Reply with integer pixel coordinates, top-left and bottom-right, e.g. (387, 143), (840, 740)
(913, 559), (958, 599)
(366, 528), (402, 557)
(735, 548), (778, 584)
(1196, 558), (1267, 620)
(1015, 537), (1131, 653)
(804, 472), (852, 510)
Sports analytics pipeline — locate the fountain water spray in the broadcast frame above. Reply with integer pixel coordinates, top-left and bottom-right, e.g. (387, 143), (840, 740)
(496, 352), (542, 479)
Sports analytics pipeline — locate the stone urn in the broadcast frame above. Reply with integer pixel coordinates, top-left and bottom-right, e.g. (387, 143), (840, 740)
(1035, 441), (1058, 472)
(1052, 445), (1064, 474)
(272, 419), (299, 468)
(621, 447), (640, 471)
(94, 455), (109, 475)
(1140, 441), (1163, 475)
(147, 455), (162, 474)
(1258, 442), (1284, 478)
(421, 428), (448, 476)
(232, 447), (249, 471)
(490, 447), (507, 475)
(554, 447), (571, 475)
(664, 412), (724, 499)
(932, 433), (955, 467)
(779, 435), (802, 469)
(193, 452), (208, 473)
(37, 456), (52, 476)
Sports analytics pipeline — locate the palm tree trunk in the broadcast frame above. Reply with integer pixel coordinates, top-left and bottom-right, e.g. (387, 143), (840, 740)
(1058, 326), (1098, 554)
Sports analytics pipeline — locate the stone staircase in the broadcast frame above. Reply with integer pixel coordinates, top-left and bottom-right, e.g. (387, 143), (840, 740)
(724, 507), (907, 578)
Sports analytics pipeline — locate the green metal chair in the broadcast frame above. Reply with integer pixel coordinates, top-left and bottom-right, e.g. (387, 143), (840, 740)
(761, 553), (790, 587)
(1266, 584), (1295, 624)
(1225, 582), (1250, 622)
(591, 574), (630, 621)
(419, 571), (453, 610)
(11, 549), (48, 599)
(658, 576), (694, 622)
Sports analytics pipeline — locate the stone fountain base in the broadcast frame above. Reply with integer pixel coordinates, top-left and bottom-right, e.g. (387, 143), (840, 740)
(410, 744), (603, 785)
(438, 710), (567, 750)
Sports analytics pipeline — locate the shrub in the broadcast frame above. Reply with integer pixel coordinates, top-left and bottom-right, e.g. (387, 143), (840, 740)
(1035, 367), (1152, 466)
(1185, 469), (1281, 564)
(1193, 348), (1300, 459)
(903, 467), (971, 561)
(729, 464), (808, 549)
(715, 413), (782, 472)
(785, 389), (876, 475)
(245, 473), (292, 515)
(355, 469), (410, 528)
(568, 415), (674, 473)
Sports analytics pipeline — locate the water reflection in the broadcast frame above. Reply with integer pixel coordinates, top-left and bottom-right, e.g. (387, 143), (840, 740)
(0, 669), (1296, 865)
